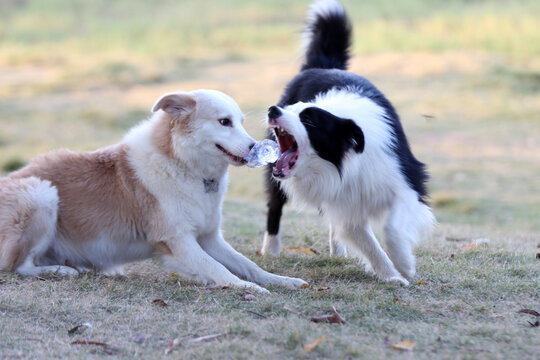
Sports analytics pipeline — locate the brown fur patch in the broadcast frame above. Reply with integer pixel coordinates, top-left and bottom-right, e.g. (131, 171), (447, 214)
(154, 241), (173, 255)
(151, 112), (196, 158)
(151, 117), (175, 158)
(9, 145), (160, 249)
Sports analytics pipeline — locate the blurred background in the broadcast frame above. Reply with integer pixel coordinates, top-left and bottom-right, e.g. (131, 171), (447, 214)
(0, 0), (539, 233)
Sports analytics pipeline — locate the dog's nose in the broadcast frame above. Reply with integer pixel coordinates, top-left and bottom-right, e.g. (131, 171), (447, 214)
(268, 106), (282, 120)
(249, 142), (255, 150)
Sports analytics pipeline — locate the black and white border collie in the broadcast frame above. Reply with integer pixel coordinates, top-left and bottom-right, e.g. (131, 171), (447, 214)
(261, 0), (435, 286)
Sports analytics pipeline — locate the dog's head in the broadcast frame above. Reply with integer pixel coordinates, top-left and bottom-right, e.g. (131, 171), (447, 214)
(152, 89), (255, 166)
(267, 103), (364, 179)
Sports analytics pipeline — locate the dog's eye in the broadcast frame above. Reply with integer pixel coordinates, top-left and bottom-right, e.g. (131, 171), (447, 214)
(218, 118), (232, 127)
(300, 114), (315, 126)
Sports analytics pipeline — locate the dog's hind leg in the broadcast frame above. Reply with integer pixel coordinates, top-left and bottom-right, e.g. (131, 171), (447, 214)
(261, 170), (288, 256)
(384, 195), (435, 279)
(340, 222), (408, 286)
(329, 224), (347, 257)
(200, 231), (308, 289)
(0, 177), (78, 277)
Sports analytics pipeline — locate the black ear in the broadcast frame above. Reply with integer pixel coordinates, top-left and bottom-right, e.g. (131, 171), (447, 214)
(344, 119), (365, 153)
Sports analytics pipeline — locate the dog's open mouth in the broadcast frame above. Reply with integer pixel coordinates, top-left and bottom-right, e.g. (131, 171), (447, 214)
(272, 125), (299, 178)
(216, 144), (247, 165)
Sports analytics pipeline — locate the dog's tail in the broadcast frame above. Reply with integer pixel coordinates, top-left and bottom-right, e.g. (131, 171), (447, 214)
(301, 0), (352, 71)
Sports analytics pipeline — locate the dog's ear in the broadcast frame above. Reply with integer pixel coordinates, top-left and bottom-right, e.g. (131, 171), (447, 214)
(344, 119), (365, 153)
(152, 92), (196, 120)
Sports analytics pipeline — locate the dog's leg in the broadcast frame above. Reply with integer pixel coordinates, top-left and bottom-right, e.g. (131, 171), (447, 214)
(329, 224), (347, 257)
(100, 265), (126, 277)
(384, 209), (415, 279)
(200, 232), (308, 289)
(384, 196), (434, 279)
(261, 172), (287, 256)
(159, 235), (270, 293)
(16, 257), (79, 277)
(0, 177), (79, 277)
(340, 223), (408, 286)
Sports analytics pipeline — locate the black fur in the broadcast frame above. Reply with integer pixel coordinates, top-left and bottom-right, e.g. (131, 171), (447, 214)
(299, 107), (364, 175)
(279, 69), (429, 200)
(302, 5), (352, 71)
(264, 2), (429, 238)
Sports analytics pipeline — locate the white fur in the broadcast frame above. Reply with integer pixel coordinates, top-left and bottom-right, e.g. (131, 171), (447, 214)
(269, 90), (435, 285)
(261, 231), (282, 257)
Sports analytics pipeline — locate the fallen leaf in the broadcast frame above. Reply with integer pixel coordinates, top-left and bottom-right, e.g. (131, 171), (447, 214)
(518, 309), (540, 317)
(165, 337), (181, 354)
(441, 285), (454, 291)
(286, 246), (318, 255)
(460, 243), (478, 251)
(300, 283), (311, 289)
(309, 248), (321, 255)
(36, 276), (47, 282)
(240, 292), (256, 301)
(303, 336), (325, 352)
(188, 333), (227, 344)
(317, 286), (330, 291)
(245, 310), (267, 319)
(168, 273), (180, 279)
(310, 307), (347, 324)
(392, 294), (400, 303)
(445, 237), (468, 242)
(71, 340), (119, 355)
(389, 340), (415, 351)
(255, 249), (262, 256)
(450, 254), (455, 259)
(416, 280), (427, 285)
(152, 299), (168, 307)
(68, 322), (92, 335)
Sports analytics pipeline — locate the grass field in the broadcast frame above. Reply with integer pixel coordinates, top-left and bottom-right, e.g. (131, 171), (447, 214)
(0, 0), (539, 359)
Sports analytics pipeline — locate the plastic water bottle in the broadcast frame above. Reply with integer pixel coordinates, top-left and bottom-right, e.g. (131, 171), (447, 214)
(244, 139), (281, 168)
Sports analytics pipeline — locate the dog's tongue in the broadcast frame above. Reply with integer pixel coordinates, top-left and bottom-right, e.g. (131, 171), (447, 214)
(275, 148), (297, 176)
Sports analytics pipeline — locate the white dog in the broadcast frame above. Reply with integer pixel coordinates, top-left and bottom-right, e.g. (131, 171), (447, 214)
(0, 89), (307, 293)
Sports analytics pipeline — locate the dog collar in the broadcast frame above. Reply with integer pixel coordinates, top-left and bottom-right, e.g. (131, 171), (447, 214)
(203, 178), (219, 193)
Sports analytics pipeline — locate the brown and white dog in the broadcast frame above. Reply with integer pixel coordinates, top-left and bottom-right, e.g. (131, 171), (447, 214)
(0, 89), (307, 293)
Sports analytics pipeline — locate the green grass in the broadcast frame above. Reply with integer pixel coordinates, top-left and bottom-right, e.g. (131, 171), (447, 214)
(0, 0), (539, 358)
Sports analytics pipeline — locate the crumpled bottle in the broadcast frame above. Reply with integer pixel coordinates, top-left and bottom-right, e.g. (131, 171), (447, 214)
(244, 139), (281, 168)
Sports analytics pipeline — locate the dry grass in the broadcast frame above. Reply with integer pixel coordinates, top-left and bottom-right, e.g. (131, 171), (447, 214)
(0, 201), (538, 359)
(1, 0), (539, 359)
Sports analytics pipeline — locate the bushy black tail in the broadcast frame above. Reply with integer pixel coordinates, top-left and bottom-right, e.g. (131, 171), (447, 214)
(301, 0), (352, 71)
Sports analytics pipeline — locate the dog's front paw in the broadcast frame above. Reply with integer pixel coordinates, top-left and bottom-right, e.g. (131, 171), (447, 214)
(384, 275), (409, 286)
(237, 281), (271, 294)
(280, 276), (309, 289)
